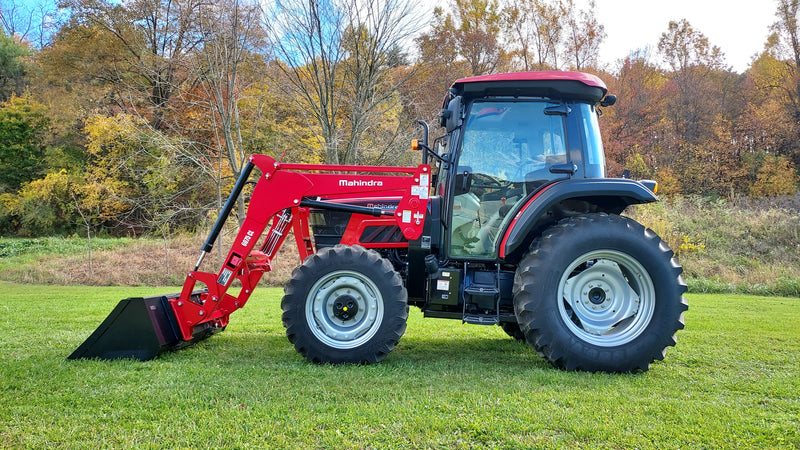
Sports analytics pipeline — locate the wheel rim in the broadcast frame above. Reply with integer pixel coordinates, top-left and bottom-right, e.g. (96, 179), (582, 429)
(557, 250), (655, 347)
(305, 270), (384, 349)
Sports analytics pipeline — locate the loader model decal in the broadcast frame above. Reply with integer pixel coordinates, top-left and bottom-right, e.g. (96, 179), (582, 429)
(240, 229), (255, 247)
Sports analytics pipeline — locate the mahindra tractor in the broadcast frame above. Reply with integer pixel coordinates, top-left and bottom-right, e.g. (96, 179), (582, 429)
(70, 71), (688, 373)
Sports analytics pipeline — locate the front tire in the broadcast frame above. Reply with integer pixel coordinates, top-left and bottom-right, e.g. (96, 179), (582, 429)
(513, 213), (688, 372)
(281, 245), (408, 364)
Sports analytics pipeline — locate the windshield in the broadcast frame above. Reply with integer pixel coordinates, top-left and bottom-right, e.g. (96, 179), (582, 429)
(450, 100), (568, 258)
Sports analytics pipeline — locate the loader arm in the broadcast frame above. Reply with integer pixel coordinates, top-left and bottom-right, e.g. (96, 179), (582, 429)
(69, 154), (430, 360)
(170, 154), (431, 342)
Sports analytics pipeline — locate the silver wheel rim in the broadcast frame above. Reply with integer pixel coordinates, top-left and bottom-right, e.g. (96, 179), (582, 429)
(557, 250), (655, 347)
(305, 270), (384, 349)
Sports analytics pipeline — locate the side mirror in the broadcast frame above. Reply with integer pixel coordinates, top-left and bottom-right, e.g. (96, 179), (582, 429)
(439, 96), (462, 133)
(453, 168), (472, 195)
(549, 163), (578, 174)
(600, 94), (617, 107)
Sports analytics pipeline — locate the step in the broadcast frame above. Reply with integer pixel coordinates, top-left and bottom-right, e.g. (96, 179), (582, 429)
(463, 314), (500, 325)
(463, 285), (499, 297)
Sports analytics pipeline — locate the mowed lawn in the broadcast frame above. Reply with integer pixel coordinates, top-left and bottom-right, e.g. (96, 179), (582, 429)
(0, 282), (797, 448)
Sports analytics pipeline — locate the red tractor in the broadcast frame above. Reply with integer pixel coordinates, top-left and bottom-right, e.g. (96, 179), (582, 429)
(70, 71), (687, 373)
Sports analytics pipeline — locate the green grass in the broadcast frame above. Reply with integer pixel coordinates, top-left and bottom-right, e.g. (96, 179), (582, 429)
(0, 236), (133, 275)
(628, 195), (800, 297)
(1, 283), (798, 448)
(0, 236), (131, 259)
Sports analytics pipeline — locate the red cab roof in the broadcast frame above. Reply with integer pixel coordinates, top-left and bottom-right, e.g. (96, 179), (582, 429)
(449, 71), (608, 103)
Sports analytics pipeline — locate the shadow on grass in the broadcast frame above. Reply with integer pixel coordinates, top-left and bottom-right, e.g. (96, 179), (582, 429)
(158, 329), (554, 375)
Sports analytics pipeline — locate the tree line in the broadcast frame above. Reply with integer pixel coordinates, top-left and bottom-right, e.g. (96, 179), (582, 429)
(0, 0), (798, 237)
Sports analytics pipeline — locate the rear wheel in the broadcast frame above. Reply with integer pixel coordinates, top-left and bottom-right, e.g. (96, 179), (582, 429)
(513, 213), (688, 372)
(500, 322), (525, 341)
(282, 245), (408, 364)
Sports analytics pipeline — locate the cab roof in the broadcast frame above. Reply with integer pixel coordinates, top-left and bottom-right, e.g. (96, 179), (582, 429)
(449, 71), (608, 103)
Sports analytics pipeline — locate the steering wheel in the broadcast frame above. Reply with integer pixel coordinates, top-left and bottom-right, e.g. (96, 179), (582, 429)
(471, 172), (511, 189)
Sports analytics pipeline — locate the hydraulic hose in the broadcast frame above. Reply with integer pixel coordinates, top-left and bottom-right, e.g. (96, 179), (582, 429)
(194, 161), (255, 270)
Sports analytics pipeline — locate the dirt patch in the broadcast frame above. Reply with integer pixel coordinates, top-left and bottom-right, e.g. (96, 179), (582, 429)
(4, 234), (301, 287)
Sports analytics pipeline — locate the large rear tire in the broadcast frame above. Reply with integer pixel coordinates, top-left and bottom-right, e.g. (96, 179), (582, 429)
(500, 322), (525, 341)
(281, 245), (408, 364)
(513, 213), (688, 372)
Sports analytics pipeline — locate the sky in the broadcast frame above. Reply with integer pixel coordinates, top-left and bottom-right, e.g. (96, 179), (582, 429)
(592, 0), (778, 73)
(3, 0), (780, 73)
(417, 0), (779, 74)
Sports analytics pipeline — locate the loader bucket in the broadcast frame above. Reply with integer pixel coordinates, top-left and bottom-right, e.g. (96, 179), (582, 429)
(68, 291), (221, 361)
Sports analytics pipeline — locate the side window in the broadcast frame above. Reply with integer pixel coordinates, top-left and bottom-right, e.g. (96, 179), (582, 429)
(449, 101), (567, 258)
(579, 103), (606, 178)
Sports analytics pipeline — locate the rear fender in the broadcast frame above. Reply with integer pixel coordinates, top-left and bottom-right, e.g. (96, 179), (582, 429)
(499, 178), (658, 259)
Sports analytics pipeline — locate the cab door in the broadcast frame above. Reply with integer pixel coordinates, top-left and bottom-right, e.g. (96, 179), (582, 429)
(448, 100), (569, 258)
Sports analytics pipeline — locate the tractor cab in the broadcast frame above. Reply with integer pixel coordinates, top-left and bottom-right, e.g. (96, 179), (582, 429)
(406, 71), (648, 328)
(425, 71), (614, 261)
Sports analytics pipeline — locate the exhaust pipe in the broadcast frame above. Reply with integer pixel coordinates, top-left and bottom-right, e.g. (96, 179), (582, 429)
(68, 290), (222, 361)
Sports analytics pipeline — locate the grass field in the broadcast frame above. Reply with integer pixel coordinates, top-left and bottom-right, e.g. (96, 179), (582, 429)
(1, 283), (798, 448)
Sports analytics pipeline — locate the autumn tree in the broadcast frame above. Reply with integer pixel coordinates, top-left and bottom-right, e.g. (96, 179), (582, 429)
(658, 19), (730, 144)
(772, 0), (800, 102)
(451, 0), (509, 76)
(561, 0), (605, 70)
(411, 8), (467, 125)
(264, 0), (423, 165)
(503, 0), (561, 70)
(37, 22), (136, 119)
(175, 0), (264, 222)
(62, 0), (205, 129)
(602, 49), (668, 178)
(755, 0), (800, 170)
(81, 114), (209, 232)
(412, 0), (511, 126)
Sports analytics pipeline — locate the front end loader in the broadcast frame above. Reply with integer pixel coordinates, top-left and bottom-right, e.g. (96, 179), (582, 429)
(69, 154), (431, 360)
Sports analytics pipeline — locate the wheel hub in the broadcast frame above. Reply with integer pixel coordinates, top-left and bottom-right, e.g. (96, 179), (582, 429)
(561, 257), (647, 340)
(587, 286), (607, 305)
(333, 295), (359, 321)
(305, 272), (384, 349)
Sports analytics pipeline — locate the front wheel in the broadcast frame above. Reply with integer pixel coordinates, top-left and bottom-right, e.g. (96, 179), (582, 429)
(513, 213), (688, 372)
(281, 245), (408, 364)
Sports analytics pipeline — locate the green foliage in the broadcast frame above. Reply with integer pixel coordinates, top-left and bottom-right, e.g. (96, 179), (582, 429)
(2, 170), (77, 236)
(0, 32), (28, 101)
(0, 96), (49, 193)
(1, 286), (798, 448)
(0, 236), (127, 259)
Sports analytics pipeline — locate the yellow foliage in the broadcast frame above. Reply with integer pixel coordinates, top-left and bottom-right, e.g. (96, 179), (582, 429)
(654, 167), (682, 196)
(679, 235), (706, 253)
(749, 155), (798, 198)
